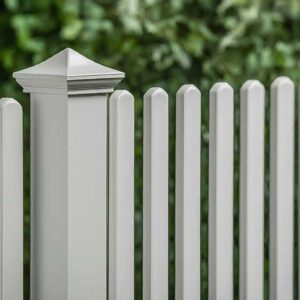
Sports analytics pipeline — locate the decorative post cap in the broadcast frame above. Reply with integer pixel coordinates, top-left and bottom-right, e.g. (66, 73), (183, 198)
(13, 48), (125, 95)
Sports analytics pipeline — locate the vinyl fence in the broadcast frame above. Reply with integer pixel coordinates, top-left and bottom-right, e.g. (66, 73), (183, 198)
(0, 48), (297, 299)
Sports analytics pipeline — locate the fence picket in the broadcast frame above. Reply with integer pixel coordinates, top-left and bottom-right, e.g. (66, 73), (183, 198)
(209, 83), (234, 300)
(175, 85), (201, 300)
(0, 98), (23, 300)
(270, 77), (294, 300)
(239, 81), (265, 300)
(143, 88), (169, 300)
(109, 91), (134, 300)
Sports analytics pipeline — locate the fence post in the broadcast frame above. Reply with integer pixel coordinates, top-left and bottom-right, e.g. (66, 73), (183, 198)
(239, 81), (264, 300)
(175, 85), (201, 300)
(143, 88), (169, 300)
(209, 83), (234, 300)
(0, 98), (23, 300)
(13, 48), (124, 300)
(269, 77), (294, 300)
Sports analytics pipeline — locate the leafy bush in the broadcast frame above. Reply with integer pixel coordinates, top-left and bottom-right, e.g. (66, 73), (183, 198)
(0, 0), (299, 298)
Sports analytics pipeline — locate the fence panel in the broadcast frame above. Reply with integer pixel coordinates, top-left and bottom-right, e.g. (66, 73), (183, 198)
(143, 88), (169, 300)
(239, 81), (265, 300)
(0, 98), (23, 300)
(175, 85), (201, 300)
(8, 47), (300, 299)
(269, 77), (294, 300)
(209, 83), (234, 300)
(109, 90), (135, 300)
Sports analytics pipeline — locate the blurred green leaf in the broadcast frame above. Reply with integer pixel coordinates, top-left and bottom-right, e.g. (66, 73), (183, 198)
(61, 19), (83, 40)
(4, 0), (18, 11)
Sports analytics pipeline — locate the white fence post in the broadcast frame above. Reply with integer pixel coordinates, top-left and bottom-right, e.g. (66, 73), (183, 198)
(270, 77), (294, 300)
(13, 48), (124, 300)
(109, 90), (134, 300)
(239, 81), (264, 300)
(143, 88), (169, 300)
(175, 85), (201, 300)
(209, 83), (234, 300)
(0, 98), (23, 300)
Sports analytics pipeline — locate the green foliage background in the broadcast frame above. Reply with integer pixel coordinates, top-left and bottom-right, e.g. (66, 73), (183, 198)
(0, 0), (300, 298)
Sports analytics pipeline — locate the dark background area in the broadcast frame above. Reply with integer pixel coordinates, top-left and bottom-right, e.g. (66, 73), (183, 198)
(0, 0), (300, 298)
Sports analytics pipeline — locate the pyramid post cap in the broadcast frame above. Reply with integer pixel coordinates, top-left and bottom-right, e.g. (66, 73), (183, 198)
(13, 48), (125, 95)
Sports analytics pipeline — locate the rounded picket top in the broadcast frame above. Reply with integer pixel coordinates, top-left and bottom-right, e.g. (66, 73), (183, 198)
(177, 84), (201, 100)
(110, 90), (134, 103)
(271, 76), (294, 92)
(240, 80), (265, 105)
(144, 87), (168, 101)
(271, 77), (295, 109)
(0, 98), (22, 116)
(209, 82), (234, 106)
(0, 97), (22, 108)
(241, 80), (264, 94)
(210, 82), (233, 99)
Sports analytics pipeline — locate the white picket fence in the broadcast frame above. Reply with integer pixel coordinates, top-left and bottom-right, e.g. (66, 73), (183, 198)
(0, 48), (297, 299)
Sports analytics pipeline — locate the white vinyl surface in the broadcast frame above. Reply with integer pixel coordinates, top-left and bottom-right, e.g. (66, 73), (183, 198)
(175, 85), (201, 300)
(109, 90), (135, 300)
(143, 88), (169, 300)
(239, 80), (265, 300)
(209, 83), (234, 300)
(270, 77), (294, 300)
(0, 98), (23, 300)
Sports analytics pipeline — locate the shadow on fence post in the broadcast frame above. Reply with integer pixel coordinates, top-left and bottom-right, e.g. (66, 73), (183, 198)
(13, 48), (124, 300)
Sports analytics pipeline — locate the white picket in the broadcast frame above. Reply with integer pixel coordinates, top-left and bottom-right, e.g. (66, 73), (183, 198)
(109, 90), (135, 300)
(209, 83), (234, 300)
(0, 98), (23, 300)
(239, 81), (265, 300)
(269, 77), (294, 300)
(175, 84), (201, 300)
(143, 88), (169, 300)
